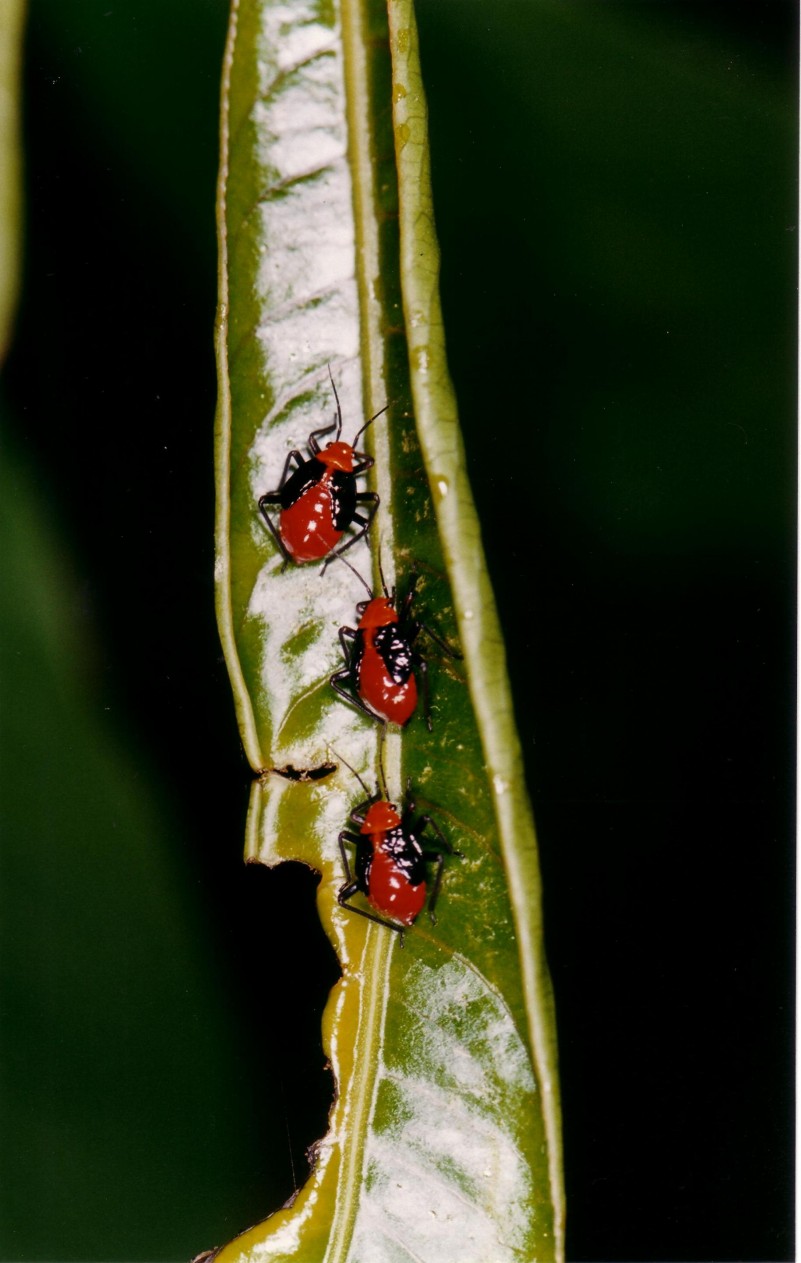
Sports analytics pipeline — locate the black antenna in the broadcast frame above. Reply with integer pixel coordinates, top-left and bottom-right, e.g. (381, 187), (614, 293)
(327, 363), (343, 442)
(351, 401), (390, 447)
(332, 551), (373, 600)
(330, 747), (371, 799)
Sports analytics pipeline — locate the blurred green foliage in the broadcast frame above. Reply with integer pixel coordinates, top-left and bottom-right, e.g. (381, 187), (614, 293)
(0, 431), (262, 1258)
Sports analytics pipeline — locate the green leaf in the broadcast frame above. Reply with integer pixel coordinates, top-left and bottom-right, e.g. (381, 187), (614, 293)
(0, 0), (24, 362)
(213, 0), (564, 1259)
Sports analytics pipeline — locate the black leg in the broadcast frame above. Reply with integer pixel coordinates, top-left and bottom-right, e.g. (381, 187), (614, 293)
(331, 670), (383, 721)
(418, 813), (463, 857)
(399, 571), (420, 622)
(258, 494), (294, 565)
(337, 827), (404, 938)
(421, 850), (446, 923)
(348, 795), (382, 827)
(420, 619), (463, 660)
(337, 626), (356, 664)
(331, 629), (384, 722)
(337, 885), (406, 941)
(420, 821), (464, 924)
(337, 830), (361, 884)
(309, 418), (338, 454)
(257, 447), (303, 566)
(329, 669), (353, 701)
(351, 451), (376, 475)
(402, 781), (416, 817)
(418, 655), (433, 732)
(320, 494), (379, 572)
(278, 448), (305, 482)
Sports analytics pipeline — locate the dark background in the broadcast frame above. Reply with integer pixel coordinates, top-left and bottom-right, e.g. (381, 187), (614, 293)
(0, 0), (795, 1259)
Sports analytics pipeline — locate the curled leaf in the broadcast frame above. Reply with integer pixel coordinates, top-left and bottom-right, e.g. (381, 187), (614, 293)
(212, 0), (564, 1258)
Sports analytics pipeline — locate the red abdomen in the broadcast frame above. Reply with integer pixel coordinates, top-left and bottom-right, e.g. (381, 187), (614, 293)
(359, 640), (418, 725)
(280, 482), (342, 562)
(368, 848), (427, 925)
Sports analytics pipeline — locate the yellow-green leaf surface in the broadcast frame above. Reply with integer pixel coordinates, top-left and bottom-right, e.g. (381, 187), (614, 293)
(0, 0), (24, 363)
(213, 0), (564, 1259)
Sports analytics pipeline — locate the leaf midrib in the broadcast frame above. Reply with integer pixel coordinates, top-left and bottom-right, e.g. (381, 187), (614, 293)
(323, 927), (393, 1263)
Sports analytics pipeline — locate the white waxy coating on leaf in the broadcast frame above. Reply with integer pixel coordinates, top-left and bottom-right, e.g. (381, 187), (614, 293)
(252, 169), (355, 318)
(215, 0), (562, 1257)
(255, 0), (335, 87)
(240, 0), (376, 776)
(347, 956), (539, 1263)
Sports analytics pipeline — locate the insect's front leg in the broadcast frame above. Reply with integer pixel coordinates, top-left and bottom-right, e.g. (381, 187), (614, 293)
(337, 830), (362, 885)
(351, 450), (375, 475)
(337, 625), (357, 666)
(330, 627), (358, 705)
(349, 793), (381, 827)
(330, 672), (384, 721)
(276, 448), (305, 484)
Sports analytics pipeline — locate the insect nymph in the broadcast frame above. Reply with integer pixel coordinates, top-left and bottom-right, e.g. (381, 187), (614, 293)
(258, 370), (386, 568)
(331, 563), (461, 730)
(335, 755), (462, 939)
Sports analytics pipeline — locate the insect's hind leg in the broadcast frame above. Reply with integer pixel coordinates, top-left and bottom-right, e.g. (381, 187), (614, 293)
(330, 669), (382, 720)
(421, 619), (463, 660)
(337, 889), (406, 936)
(337, 884), (406, 943)
(257, 494), (294, 566)
(321, 495), (379, 573)
(418, 808), (463, 925)
(421, 851), (446, 924)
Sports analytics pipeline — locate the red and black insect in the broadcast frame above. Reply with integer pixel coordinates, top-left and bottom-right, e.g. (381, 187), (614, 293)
(258, 369), (387, 567)
(330, 564), (461, 730)
(336, 758), (461, 938)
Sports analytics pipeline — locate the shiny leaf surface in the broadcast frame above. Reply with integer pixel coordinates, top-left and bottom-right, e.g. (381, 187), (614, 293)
(213, 0), (563, 1258)
(0, 0), (24, 361)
